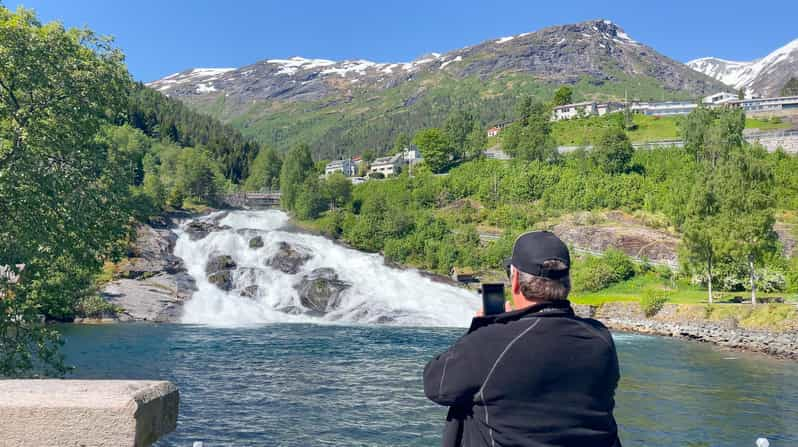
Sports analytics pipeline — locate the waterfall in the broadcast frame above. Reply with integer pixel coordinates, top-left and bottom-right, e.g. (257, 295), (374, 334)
(174, 210), (479, 327)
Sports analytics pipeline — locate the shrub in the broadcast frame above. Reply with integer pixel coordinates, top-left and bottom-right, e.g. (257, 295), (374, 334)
(603, 249), (636, 281)
(572, 257), (617, 292)
(75, 295), (121, 318)
(755, 267), (786, 293)
(639, 290), (669, 317)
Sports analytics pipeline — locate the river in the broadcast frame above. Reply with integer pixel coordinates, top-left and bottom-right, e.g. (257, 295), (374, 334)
(61, 210), (798, 446)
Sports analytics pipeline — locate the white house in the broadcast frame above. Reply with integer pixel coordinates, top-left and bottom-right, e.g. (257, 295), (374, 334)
(551, 101), (624, 121)
(401, 147), (423, 163)
(325, 159), (356, 177)
(631, 101), (697, 116)
(552, 101), (597, 121)
(369, 154), (403, 177)
(702, 92), (738, 105)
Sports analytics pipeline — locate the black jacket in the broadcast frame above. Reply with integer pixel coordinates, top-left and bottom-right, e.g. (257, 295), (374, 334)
(424, 300), (621, 447)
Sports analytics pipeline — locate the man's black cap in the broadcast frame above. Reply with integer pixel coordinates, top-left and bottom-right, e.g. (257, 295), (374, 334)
(504, 231), (570, 279)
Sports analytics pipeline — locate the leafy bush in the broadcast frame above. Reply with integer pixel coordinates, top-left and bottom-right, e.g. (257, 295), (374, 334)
(572, 257), (617, 292)
(756, 267), (786, 293)
(74, 295), (121, 318)
(639, 290), (669, 317)
(572, 250), (637, 292)
(602, 249), (636, 282)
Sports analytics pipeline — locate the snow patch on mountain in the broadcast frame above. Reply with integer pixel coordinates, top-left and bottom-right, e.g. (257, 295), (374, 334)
(148, 68), (234, 92)
(688, 38), (798, 95)
(267, 57), (336, 75)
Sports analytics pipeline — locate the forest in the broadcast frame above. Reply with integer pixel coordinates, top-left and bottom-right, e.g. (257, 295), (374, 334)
(0, 7), (261, 375)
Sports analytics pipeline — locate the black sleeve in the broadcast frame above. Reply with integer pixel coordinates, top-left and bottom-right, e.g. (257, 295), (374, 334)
(423, 318), (493, 406)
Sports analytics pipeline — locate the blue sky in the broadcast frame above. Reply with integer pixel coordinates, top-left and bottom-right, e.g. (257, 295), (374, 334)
(13, 0), (798, 82)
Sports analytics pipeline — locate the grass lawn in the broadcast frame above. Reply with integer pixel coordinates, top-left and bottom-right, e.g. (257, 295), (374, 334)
(570, 272), (797, 305)
(552, 114), (792, 146)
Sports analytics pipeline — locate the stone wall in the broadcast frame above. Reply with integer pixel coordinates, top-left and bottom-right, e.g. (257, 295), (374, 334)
(746, 133), (798, 154)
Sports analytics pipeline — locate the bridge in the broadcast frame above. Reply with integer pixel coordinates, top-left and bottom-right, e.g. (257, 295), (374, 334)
(222, 192), (281, 209)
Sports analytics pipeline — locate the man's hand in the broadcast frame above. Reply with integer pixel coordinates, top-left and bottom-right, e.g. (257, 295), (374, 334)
(476, 301), (513, 317)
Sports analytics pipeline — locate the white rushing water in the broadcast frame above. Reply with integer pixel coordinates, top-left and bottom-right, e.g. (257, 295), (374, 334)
(175, 210), (479, 327)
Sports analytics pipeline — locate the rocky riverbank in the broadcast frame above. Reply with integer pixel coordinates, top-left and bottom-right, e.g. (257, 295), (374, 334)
(574, 302), (798, 360)
(85, 212), (214, 323)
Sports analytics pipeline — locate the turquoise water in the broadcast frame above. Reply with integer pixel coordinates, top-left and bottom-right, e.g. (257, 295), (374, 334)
(60, 324), (798, 446)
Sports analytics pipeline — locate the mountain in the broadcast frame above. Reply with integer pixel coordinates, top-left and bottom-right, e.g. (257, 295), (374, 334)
(687, 38), (798, 97)
(148, 19), (725, 159)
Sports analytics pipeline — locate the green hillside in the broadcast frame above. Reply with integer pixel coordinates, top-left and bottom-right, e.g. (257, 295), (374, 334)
(190, 72), (700, 159)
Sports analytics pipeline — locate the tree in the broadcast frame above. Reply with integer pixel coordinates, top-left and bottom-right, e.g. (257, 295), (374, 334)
(0, 7), (131, 376)
(780, 77), (798, 96)
(244, 147), (282, 192)
(443, 110), (476, 159)
(280, 143), (315, 211)
(175, 147), (221, 204)
(716, 147), (778, 305)
(465, 122), (488, 160)
(592, 127), (634, 174)
(294, 176), (327, 220)
(323, 173), (352, 210)
(552, 86), (573, 106)
(681, 175), (724, 304)
(413, 128), (452, 173)
(502, 100), (557, 162)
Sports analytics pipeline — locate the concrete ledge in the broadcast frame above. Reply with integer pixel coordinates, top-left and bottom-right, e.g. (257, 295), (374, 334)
(0, 380), (179, 447)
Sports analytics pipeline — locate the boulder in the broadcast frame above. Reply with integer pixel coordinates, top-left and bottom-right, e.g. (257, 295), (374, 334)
(249, 236), (264, 249)
(205, 255), (237, 292)
(294, 268), (351, 314)
(118, 225), (184, 279)
(205, 255), (237, 274)
(184, 220), (231, 241)
(101, 272), (197, 322)
(207, 271), (234, 291)
(266, 242), (311, 274)
(240, 285), (260, 299)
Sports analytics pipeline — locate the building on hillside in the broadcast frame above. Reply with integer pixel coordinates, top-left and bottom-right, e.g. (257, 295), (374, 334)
(596, 102), (625, 116)
(401, 147), (423, 163)
(325, 159), (356, 177)
(631, 101), (697, 117)
(368, 154), (403, 177)
(728, 95), (798, 116)
(702, 91), (739, 105)
(486, 121), (511, 137)
(552, 101), (597, 121)
(551, 101), (624, 121)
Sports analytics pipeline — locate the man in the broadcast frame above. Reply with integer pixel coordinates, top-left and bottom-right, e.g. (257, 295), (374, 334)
(424, 231), (621, 447)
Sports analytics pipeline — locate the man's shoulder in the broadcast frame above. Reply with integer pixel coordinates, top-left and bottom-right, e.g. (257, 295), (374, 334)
(564, 315), (616, 348)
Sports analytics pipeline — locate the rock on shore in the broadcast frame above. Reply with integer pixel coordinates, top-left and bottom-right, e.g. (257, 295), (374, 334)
(98, 219), (196, 322)
(574, 302), (798, 360)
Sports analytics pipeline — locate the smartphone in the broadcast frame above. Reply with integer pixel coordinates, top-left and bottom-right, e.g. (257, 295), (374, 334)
(481, 283), (506, 316)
